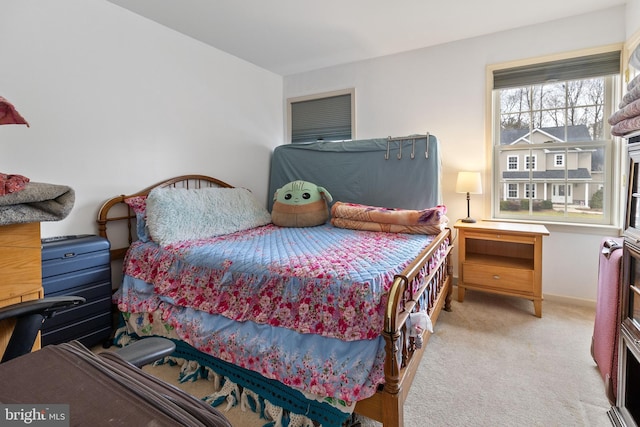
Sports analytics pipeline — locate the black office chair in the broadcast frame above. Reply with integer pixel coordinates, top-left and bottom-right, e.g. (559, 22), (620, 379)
(0, 296), (85, 363)
(0, 296), (175, 366)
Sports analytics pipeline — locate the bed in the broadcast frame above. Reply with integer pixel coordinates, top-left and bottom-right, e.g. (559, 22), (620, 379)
(97, 135), (453, 427)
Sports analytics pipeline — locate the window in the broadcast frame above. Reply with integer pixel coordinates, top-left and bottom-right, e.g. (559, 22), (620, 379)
(490, 50), (621, 224)
(525, 183), (536, 199)
(287, 89), (355, 143)
(525, 155), (536, 170)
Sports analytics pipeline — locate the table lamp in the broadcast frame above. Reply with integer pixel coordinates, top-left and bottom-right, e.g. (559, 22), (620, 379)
(456, 171), (482, 223)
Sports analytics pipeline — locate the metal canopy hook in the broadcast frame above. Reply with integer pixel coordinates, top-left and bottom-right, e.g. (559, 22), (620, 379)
(386, 133), (431, 160)
(425, 132), (430, 159)
(385, 137), (391, 160)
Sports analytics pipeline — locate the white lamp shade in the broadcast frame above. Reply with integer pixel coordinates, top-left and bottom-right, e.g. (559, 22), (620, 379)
(456, 171), (482, 194)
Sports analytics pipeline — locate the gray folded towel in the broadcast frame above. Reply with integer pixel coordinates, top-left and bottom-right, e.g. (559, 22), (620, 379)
(0, 182), (75, 225)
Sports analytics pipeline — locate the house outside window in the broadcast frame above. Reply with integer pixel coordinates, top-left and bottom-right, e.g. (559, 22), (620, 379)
(490, 50), (620, 224)
(507, 155), (518, 170)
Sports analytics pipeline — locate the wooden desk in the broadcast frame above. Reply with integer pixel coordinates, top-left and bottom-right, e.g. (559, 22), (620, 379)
(0, 222), (43, 358)
(454, 220), (549, 317)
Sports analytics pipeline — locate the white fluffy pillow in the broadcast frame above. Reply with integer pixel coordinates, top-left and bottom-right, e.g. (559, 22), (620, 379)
(146, 187), (271, 245)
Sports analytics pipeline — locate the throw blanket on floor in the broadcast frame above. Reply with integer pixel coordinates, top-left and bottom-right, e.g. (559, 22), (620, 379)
(0, 182), (75, 225)
(331, 201), (448, 234)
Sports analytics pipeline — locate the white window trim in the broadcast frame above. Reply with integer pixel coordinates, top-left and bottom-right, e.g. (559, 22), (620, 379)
(506, 183), (519, 199)
(485, 44), (624, 230)
(286, 88), (356, 143)
(554, 153), (565, 167)
(507, 155), (519, 170)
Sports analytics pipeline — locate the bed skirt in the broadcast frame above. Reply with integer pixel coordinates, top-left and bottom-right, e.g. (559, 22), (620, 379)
(114, 320), (354, 427)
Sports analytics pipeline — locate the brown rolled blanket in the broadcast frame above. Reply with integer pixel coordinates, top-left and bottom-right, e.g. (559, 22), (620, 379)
(330, 201), (448, 234)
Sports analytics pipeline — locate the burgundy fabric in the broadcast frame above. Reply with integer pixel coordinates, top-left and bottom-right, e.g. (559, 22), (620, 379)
(0, 173), (30, 196)
(0, 96), (29, 127)
(592, 237), (623, 403)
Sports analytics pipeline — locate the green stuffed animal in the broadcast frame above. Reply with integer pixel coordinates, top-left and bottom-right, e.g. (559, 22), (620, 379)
(272, 180), (333, 227)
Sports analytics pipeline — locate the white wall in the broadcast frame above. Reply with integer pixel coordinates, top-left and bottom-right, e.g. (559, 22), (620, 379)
(284, 6), (627, 302)
(627, 0), (640, 38)
(0, 1), (634, 302)
(0, 0), (283, 238)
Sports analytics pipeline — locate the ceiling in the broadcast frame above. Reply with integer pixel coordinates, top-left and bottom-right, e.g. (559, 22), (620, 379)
(108, 0), (626, 76)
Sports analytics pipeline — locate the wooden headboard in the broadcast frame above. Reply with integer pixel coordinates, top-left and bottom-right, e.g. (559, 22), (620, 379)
(96, 174), (233, 260)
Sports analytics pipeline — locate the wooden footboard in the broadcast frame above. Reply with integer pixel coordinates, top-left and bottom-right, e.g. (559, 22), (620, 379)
(354, 227), (453, 427)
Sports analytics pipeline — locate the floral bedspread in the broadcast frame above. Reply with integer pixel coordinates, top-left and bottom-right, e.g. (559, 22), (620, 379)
(117, 285), (387, 403)
(115, 223), (448, 402)
(120, 223), (437, 341)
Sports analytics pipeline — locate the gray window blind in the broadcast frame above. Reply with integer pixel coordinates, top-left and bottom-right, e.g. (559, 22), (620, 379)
(493, 51), (621, 89)
(291, 94), (352, 143)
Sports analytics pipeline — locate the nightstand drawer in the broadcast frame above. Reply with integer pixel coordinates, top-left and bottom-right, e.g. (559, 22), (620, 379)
(464, 230), (536, 245)
(462, 263), (533, 294)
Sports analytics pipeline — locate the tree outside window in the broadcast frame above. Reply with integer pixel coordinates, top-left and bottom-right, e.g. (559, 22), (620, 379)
(492, 52), (619, 224)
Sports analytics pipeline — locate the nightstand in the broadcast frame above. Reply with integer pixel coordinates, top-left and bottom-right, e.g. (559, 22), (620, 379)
(454, 220), (549, 317)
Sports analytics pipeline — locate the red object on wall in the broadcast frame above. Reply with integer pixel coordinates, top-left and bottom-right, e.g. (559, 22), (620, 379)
(0, 96), (29, 127)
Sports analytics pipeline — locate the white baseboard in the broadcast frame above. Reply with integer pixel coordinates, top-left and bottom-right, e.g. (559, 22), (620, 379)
(451, 283), (597, 309)
(542, 293), (596, 309)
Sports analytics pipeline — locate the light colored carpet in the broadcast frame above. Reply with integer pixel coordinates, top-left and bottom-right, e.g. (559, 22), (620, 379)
(138, 291), (613, 427)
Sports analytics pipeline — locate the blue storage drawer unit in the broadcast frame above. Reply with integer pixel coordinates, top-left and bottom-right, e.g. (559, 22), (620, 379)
(41, 235), (112, 347)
